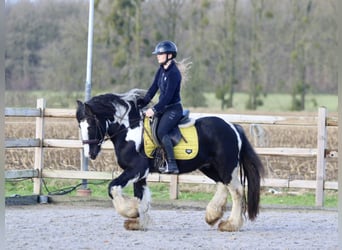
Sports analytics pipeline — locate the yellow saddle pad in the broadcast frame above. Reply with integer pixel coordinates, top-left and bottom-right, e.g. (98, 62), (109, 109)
(143, 117), (199, 160)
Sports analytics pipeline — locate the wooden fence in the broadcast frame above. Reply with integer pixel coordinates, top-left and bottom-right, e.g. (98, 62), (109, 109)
(5, 98), (338, 206)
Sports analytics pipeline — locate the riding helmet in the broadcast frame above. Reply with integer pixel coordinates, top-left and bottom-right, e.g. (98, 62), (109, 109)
(152, 40), (177, 59)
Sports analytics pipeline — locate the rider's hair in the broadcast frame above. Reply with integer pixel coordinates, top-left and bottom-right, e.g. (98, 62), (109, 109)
(175, 58), (192, 86)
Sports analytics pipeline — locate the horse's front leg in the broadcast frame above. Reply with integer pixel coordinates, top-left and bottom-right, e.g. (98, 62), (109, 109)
(108, 167), (151, 230)
(123, 179), (151, 230)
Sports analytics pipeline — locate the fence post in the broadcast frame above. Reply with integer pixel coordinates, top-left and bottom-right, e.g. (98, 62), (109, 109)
(315, 107), (327, 207)
(169, 175), (179, 200)
(33, 98), (46, 195)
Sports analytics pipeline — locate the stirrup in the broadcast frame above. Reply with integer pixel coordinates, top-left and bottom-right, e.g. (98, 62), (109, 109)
(162, 168), (179, 174)
(162, 161), (179, 174)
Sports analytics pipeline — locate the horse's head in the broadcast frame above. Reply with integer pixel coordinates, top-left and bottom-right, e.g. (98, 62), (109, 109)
(76, 100), (107, 160)
(76, 89), (147, 159)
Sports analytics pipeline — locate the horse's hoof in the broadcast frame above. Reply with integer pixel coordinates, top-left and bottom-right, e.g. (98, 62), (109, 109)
(124, 219), (142, 231)
(205, 216), (220, 226)
(205, 206), (224, 226)
(218, 219), (242, 232)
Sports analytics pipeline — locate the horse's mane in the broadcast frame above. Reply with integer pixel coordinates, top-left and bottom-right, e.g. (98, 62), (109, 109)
(116, 88), (147, 103)
(83, 89), (146, 127)
(85, 89), (146, 114)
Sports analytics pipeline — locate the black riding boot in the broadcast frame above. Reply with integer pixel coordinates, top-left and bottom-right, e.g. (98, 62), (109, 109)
(161, 135), (179, 174)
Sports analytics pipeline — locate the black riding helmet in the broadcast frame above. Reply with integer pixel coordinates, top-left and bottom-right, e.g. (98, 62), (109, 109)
(152, 40), (177, 59)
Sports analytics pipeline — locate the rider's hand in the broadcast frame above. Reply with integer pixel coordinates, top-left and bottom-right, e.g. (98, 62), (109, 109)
(145, 108), (155, 118)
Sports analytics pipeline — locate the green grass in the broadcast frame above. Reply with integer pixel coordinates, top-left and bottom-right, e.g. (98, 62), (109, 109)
(6, 179), (35, 196)
(203, 92), (338, 112)
(260, 191), (337, 208)
(5, 179), (337, 208)
(5, 90), (84, 108)
(6, 90), (338, 112)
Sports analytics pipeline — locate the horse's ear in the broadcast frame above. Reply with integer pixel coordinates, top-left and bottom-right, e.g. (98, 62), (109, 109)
(76, 100), (83, 108)
(76, 100), (85, 121)
(84, 103), (95, 116)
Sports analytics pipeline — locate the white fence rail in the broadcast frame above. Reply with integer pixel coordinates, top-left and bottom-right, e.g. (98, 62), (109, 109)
(5, 99), (338, 206)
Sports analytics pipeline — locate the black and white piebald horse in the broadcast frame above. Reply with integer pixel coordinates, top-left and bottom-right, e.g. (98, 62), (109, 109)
(76, 89), (265, 232)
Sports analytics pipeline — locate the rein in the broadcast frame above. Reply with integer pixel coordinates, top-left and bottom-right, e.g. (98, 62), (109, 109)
(82, 113), (144, 146)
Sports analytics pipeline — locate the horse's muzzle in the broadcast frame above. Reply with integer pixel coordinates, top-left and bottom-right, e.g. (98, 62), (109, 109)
(89, 154), (97, 160)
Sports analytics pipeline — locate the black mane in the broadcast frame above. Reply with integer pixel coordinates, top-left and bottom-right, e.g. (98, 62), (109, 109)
(82, 89), (147, 128)
(86, 93), (119, 118)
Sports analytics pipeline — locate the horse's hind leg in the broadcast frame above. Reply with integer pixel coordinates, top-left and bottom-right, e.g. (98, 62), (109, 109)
(218, 167), (244, 232)
(205, 182), (228, 226)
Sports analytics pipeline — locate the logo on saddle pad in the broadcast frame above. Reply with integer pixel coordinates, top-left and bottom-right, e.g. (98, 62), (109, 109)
(143, 117), (199, 160)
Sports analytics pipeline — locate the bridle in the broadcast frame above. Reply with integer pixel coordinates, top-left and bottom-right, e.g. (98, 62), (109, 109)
(81, 112), (145, 146)
(81, 115), (107, 146)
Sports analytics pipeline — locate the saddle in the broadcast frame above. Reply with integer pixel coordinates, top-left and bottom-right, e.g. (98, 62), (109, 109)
(143, 110), (199, 160)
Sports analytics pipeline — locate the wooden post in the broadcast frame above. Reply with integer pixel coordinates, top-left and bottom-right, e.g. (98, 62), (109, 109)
(169, 175), (179, 200)
(315, 107), (327, 207)
(33, 98), (45, 195)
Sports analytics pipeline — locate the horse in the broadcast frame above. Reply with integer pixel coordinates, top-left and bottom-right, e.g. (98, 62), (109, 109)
(76, 88), (265, 232)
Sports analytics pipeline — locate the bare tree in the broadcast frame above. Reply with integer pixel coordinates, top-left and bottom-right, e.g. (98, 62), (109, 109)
(289, 0), (313, 110)
(213, 0), (238, 110)
(246, 0), (265, 110)
(181, 0), (210, 107)
(5, 0), (337, 109)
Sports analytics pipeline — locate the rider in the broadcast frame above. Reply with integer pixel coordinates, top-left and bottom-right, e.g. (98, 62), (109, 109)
(138, 40), (183, 174)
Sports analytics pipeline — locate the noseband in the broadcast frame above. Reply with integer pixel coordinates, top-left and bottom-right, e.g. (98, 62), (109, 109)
(82, 115), (106, 146)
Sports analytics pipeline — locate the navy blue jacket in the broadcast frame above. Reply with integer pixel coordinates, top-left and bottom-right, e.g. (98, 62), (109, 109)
(144, 61), (182, 114)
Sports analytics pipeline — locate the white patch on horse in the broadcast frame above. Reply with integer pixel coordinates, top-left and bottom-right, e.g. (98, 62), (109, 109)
(126, 169), (149, 187)
(226, 167), (244, 229)
(111, 186), (140, 219)
(79, 120), (90, 158)
(139, 186), (152, 229)
(113, 103), (130, 127)
(226, 122), (242, 155)
(126, 125), (143, 151)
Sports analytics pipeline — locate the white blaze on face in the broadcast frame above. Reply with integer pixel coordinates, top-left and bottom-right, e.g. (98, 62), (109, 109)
(80, 120), (90, 157)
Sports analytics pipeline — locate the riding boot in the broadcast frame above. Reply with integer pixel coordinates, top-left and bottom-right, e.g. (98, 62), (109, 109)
(161, 135), (179, 174)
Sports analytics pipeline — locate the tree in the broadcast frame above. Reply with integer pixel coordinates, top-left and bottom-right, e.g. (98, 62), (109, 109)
(158, 0), (185, 41)
(289, 0), (312, 111)
(246, 0), (265, 110)
(94, 0), (145, 89)
(6, 0), (91, 92)
(5, 0), (338, 109)
(39, 10), (88, 91)
(213, 0), (238, 110)
(181, 0), (210, 107)
(5, 1), (53, 90)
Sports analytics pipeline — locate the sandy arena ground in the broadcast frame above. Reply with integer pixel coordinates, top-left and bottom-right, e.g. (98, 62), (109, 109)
(5, 203), (338, 250)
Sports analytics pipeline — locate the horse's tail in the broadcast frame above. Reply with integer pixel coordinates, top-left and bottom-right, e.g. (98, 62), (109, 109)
(236, 124), (265, 221)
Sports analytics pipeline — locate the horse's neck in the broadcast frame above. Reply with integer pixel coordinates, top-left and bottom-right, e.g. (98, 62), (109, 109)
(108, 121), (143, 150)
(108, 122), (144, 170)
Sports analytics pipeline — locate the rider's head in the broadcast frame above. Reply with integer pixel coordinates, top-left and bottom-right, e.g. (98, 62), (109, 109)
(152, 40), (177, 66)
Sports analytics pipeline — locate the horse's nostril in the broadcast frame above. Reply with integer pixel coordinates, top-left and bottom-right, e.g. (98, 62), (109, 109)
(90, 154), (96, 160)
